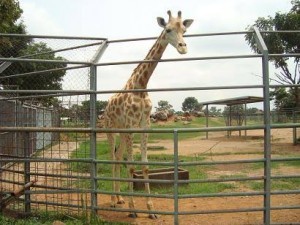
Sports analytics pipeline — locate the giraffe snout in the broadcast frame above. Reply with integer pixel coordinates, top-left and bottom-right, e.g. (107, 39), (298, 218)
(177, 42), (187, 54)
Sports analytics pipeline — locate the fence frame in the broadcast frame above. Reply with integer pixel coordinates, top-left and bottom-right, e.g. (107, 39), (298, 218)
(0, 29), (300, 225)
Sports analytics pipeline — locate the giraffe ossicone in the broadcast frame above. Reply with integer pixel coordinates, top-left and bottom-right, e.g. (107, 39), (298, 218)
(102, 10), (193, 219)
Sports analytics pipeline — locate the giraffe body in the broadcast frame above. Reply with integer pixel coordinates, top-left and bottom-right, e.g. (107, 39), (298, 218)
(103, 11), (193, 219)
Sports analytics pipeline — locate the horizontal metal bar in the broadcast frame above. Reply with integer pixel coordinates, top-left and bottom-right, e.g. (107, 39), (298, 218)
(269, 53), (300, 58)
(0, 84), (264, 94)
(0, 158), (174, 166)
(0, 124), (299, 133)
(95, 190), (173, 199)
(0, 157), (94, 163)
(0, 33), (107, 40)
(94, 205), (174, 215)
(96, 84), (263, 95)
(26, 188), (91, 195)
(179, 191), (264, 199)
(178, 176), (264, 184)
(260, 30), (300, 34)
(271, 157), (300, 162)
(0, 64), (90, 80)
(179, 158), (265, 166)
(185, 31), (252, 38)
(0, 179), (24, 186)
(271, 190), (300, 195)
(0, 167), (26, 175)
(178, 207), (264, 215)
(28, 172), (91, 180)
(96, 175), (262, 184)
(0, 89), (92, 94)
(109, 30), (300, 44)
(30, 200), (91, 210)
(271, 123), (300, 129)
(0, 57), (92, 65)
(23, 41), (104, 59)
(96, 177), (174, 184)
(0, 92), (90, 101)
(271, 223), (300, 225)
(270, 84), (300, 89)
(95, 54), (262, 67)
(1, 82), (298, 96)
(271, 175), (300, 179)
(107, 31), (251, 43)
(271, 205), (300, 211)
(1, 30), (297, 43)
(0, 126), (91, 132)
(0, 84), (264, 101)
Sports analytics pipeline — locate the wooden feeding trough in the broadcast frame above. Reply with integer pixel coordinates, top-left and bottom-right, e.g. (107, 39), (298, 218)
(133, 167), (189, 190)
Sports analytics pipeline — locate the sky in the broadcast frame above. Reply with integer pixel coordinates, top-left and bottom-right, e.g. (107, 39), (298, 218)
(18, 0), (293, 111)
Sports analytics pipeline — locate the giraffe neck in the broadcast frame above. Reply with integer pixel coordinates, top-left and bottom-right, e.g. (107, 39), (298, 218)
(125, 31), (168, 90)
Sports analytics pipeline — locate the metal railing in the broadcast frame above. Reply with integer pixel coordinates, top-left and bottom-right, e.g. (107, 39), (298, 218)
(0, 29), (300, 225)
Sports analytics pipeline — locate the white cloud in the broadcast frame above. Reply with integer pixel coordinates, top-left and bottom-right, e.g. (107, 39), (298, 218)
(20, 2), (64, 35)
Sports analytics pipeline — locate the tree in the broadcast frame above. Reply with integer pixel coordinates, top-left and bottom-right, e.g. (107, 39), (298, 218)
(0, 0), (67, 106)
(81, 100), (108, 121)
(245, 0), (300, 109)
(155, 100), (173, 112)
(223, 105), (245, 126)
(182, 97), (202, 112)
(209, 106), (222, 117)
(1, 42), (67, 106)
(0, 0), (28, 57)
(270, 87), (296, 110)
(0, 0), (24, 35)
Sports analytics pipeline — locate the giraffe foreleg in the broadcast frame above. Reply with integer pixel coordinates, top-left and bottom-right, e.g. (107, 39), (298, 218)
(107, 133), (118, 208)
(125, 133), (137, 218)
(115, 135), (125, 205)
(141, 132), (158, 219)
(107, 134), (124, 208)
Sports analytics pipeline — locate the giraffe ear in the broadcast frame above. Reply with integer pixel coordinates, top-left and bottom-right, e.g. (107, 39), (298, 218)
(183, 19), (193, 28)
(157, 17), (167, 28)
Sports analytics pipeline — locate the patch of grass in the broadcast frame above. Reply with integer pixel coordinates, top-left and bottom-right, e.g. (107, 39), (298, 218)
(247, 181), (264, 191)
(147, 146), (167, 151)
(271, 178), (300, 190)
(70, 141), (234, 195)
(274, 160), (300, 168)
(246, 178), (300, 191)
(249, 162), (282, 170)
(0, 212), (129, 225)
(249, 159), (300, 171)
(148, 117), (225, 140)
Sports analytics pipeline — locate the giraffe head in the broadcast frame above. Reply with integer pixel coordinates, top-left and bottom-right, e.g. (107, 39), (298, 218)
(157, 10), (193, 54)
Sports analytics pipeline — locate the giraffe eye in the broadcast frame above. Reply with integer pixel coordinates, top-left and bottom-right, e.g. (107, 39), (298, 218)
(166, 28), (172, 33)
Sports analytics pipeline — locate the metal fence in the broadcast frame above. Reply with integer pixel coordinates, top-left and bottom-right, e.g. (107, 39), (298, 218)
(0, 29), (299, 225)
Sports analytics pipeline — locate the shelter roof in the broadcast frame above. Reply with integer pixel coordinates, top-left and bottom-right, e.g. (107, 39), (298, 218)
(199, 96), (266, 106)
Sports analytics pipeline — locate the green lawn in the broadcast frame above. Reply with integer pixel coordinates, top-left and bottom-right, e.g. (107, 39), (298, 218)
(69, 140), (235, 194)
(0, 212), (129, 225)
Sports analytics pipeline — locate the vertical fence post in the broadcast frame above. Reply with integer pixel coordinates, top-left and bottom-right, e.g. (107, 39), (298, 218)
(244, 103), (247, 137)
(293, 110), (297, 145)
(24, 131), (31, 214)
(205, 105), (209, 139)
(254, 26), (271, 225)
(173, 130), (179, 225)
(89, 64), (98, 215)
(90, 40), (108, 216)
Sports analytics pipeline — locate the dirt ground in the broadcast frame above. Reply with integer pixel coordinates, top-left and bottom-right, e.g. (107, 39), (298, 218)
(1, 129), (299, 224)
(98, 128), (300, 225)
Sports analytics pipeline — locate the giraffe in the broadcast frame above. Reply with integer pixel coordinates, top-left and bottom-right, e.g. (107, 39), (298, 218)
(103, 10), (193, 219)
